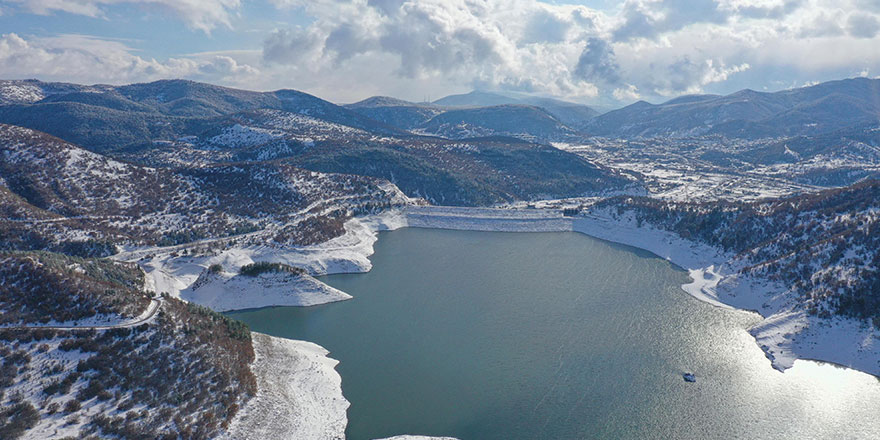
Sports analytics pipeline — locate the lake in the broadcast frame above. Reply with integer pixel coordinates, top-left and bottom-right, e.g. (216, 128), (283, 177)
(228, 228), (880, 440)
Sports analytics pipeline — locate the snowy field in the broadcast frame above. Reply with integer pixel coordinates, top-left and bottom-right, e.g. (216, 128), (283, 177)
(555, 139), (880, 202)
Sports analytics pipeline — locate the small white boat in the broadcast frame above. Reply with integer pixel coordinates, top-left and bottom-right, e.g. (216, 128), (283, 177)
(683, 373), (696, 383)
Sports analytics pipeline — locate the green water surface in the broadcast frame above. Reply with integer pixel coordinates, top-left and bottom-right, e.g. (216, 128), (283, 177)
(229, 228), (880, 440)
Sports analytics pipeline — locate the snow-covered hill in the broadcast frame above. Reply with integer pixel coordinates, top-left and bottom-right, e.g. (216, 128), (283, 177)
(592, 180), (880, 324)
(0, 252), (255, 439)
(0, 124), (410, 253)
(585, 77), (880, 139)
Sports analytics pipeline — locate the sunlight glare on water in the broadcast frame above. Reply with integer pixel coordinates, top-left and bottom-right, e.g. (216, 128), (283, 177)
(229, 229), (880, 440)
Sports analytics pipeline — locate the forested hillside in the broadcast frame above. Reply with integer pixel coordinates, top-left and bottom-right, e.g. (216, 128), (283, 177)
(0, 79), (631, 207)
(0, 252), (255, 439)
(586, 77), (880, 139)
(0, 124), (408, 255)
(594, 180), (880, 321)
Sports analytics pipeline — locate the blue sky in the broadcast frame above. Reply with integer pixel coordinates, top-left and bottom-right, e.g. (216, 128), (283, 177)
(1, 0), (879, 106)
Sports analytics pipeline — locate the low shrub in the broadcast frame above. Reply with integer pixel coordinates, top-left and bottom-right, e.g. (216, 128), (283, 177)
(238, 262), (305, 277)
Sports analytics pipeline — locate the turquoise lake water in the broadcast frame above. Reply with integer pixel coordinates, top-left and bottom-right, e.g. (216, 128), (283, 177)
(229, 228), (880, 440)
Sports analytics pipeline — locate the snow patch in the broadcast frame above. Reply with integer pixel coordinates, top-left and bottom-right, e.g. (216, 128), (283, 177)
(207, 124), (284, 149)
(118, 210), (409, 311)
(222, 333), (348, 440)
(375, 436), (460, 440)
(181, 270), (351, 312)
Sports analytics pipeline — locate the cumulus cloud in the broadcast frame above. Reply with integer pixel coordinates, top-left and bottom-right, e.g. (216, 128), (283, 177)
(7, 0), (241, 32)
(612, 0), (729, 42)
(574, 38), (621, 85)
(661, 58), (750, 95)
(613, 84), (641, 101)
(0, 33), (258, 84)
(260, 0), (770, 101)
(252, 0), (880, 104)
(796, 10), (846, 38)
(717, 0), (804, 19)
(264, 1), (608, 97)
(193, 55), (259, 77)
(612, 0), (805, 42)
(521, 8), (573, 44)
(6, 0), (880, 105)
(847, 13), (880, 38)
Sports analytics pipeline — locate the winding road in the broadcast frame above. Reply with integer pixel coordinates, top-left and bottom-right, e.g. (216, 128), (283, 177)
(3, 298), (162, 331)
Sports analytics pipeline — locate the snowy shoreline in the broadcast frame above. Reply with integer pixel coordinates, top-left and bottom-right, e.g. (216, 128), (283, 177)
(358, 205), (880, 378)
(570, 208), (879, 377)
(120, 204), (879, 377)
(404, 205), (879, 377)
(221, 333), (348, 440)
(118, 204), (877, 439)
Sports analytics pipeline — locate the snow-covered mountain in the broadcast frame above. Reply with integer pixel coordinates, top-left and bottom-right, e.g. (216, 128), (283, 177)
(586, 77), (880, 139)
(118, 112), (632, 206)
(594, 179), (880, 321)
(413, 104), (578, 142)
(433, 90), (600, 128)
(346, 91), (600, 138)
(0, 79), (403, 153)
(0, 79), (630, 206)
(345, 96), (444, 130)
(0, 124), (409, 253)
(2, 75), (880, 439)
(0, 251), (257, 439)
(0, 79), (111, 105)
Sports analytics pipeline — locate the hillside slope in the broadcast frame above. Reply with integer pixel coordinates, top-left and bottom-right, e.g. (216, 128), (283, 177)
(414, 104), (577, 142)
(0, 80), (402, 153)
(433, 90), (599, 128)
(0, 124), (409, 254)
(345, 97), (443, 130)
(586, 77), (880, 139)
(0, 252), (255, 439)
(111, 110), (633, 206)
(594, 179), (880, 321)
(0, 79), (631, 208)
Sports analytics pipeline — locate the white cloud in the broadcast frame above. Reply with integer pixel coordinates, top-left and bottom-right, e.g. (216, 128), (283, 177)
(8, 0), (241, 32)
(197, 55), (259, 77)
(256, 0), (816, 102)
(5, 0), (880, 105)
(0, 33), (259, 84)
(263, 0), (610, 100)
(613, 84), (641, 101)
(574, 37), (621, 85)
(847, 12), (880, 38)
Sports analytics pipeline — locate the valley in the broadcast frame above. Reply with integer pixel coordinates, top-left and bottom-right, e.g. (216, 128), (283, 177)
(1, 77), (879, 439)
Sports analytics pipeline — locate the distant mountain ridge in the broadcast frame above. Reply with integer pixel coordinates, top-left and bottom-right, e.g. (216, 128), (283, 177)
(117, 108), (632, 206)
(5, 77), (880, 143)
(586, 77), (880, 139)
(346, 91), (593, 141)
(432, 90), (600, 129)
(413, 104), (577, 141)
(1, 79), (587, 148)
(344, 96), (444, 131)
(0, 79), (631, 206)
(0, 79), (404, 152)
